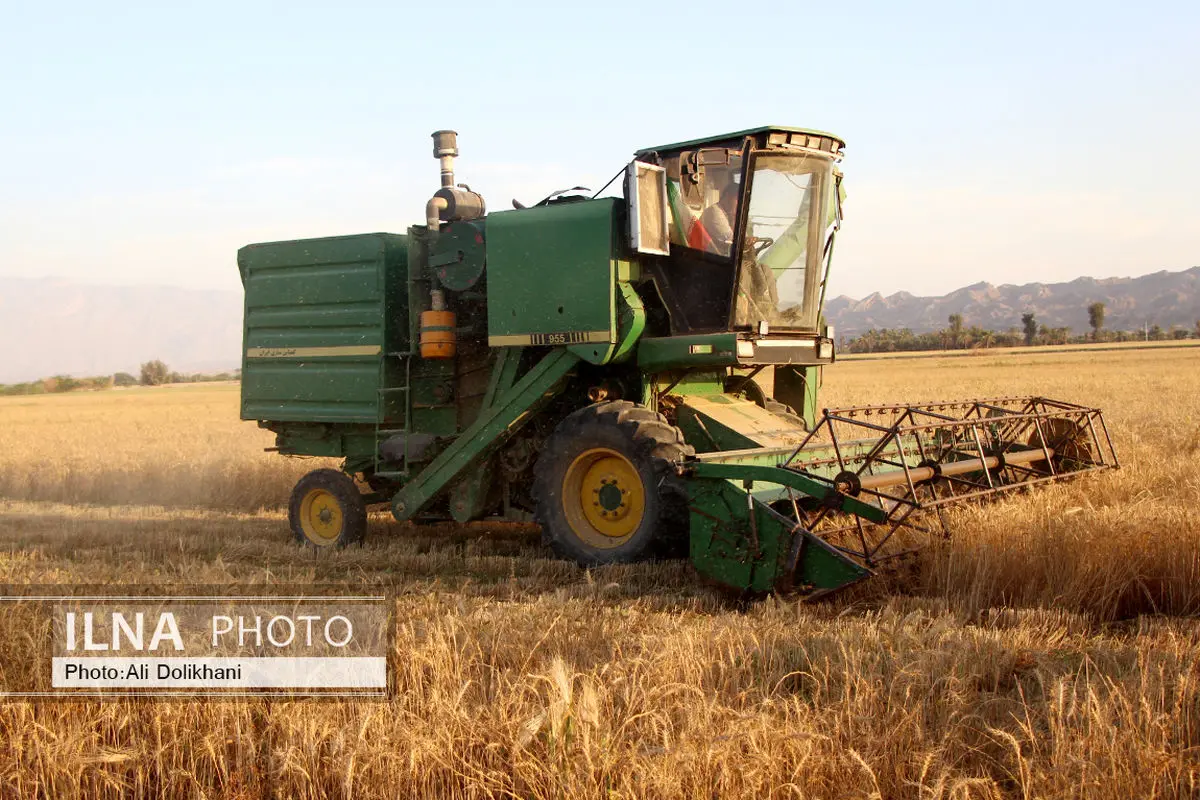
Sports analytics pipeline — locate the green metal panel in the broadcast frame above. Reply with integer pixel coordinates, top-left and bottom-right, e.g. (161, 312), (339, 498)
(774, 365), (821, 431)
(238, 233), (408, 425)
(693, 445), (795, 468)
(611, 281), (645, 363)
(687, 476), (869, 594)
(486, 199), (619, 351)
(430, 220), (487, 291)
(637, 333), (740, 373)
(270, 424), (378, 460)
(657, 371), (725, 397)
(676, 410), (760, 452)
(689, 462), (887, 523)
(694, 440), (888, 485)
(675, 394), (811, 453)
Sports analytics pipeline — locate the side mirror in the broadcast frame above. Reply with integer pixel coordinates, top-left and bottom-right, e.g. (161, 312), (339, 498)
(626, 161), (670, 256)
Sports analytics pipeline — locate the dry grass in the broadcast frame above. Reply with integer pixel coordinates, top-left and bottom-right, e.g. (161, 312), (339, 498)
(0, 383), (325, 511)
(0, 348), (1197, 798)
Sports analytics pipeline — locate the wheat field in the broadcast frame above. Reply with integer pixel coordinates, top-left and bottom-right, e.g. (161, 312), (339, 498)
(0, 347), (1197, 798)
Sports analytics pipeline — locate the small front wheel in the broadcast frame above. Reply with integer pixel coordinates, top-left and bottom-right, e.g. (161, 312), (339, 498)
(288, 469), (367, 548)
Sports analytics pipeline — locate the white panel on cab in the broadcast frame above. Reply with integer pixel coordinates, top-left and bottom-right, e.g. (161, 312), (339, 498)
(626, 161), (670, 257)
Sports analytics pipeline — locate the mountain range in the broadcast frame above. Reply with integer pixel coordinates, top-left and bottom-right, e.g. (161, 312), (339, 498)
(2, 267), (1198, 383)
(825, 267), (1200, 338)
(0, 278), (242, 384)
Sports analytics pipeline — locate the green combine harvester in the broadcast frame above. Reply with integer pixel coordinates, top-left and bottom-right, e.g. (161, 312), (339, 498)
(238, 127), (1117, 596)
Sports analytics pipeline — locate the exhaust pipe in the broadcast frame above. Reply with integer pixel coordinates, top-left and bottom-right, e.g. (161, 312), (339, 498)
(425, 130), (485, 231)
(432, 130), (457, 188)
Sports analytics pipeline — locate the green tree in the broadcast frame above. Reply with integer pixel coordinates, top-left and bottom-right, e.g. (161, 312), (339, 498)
(1021, 312), (1038, 346)
(140, 360), (170, 386)
(47, 375), (80, 393)
(113, 372), (138, 387)
(947, 313), (964, 348)
(1087, 302), (1106, 340)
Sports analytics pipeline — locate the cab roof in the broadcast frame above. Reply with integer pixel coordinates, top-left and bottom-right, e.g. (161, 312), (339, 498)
(635, 125), (845, 156)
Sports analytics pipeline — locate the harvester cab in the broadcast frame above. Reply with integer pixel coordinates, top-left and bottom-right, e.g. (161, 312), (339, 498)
(237, 127), (1117, 599)
(631, 127), (841, 342)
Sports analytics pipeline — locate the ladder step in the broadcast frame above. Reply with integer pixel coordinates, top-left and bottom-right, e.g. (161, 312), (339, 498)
(378, 387), (409, 394)
(371, 470), (407, 478)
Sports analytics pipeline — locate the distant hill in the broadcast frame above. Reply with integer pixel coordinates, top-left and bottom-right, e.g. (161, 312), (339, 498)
(825, 267), (1200, 338)
(0, 278), (242, 384)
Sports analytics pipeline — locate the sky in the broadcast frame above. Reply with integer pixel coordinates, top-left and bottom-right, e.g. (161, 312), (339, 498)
(1, 0), (1197, 301)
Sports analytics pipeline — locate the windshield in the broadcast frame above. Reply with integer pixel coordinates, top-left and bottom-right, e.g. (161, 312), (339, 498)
(733, 152), (835, 330)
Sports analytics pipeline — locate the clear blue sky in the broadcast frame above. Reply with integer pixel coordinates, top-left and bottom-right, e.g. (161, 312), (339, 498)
(1, 0), (1196, 299)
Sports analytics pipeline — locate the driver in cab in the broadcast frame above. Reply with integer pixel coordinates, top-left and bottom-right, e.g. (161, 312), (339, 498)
(698, 182), (740, 258)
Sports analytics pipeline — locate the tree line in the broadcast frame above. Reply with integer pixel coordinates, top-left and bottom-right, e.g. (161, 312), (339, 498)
(0, 361), (240, 396)
(842, 303), (1200, 354)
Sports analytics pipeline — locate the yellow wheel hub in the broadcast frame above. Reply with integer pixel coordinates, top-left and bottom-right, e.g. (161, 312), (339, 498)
(298, 488), (343, 546)
(561, 448), (646, 548)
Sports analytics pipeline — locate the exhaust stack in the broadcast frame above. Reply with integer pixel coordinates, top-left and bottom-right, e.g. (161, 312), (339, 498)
(432, 130), (458, 188)
(425, 129), (485, 230)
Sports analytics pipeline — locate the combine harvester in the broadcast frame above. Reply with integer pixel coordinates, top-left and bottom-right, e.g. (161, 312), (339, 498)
(238, 127), (1117, 596)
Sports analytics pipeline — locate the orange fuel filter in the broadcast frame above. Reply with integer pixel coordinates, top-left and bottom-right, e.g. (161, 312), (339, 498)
(419, 310), (456, 358)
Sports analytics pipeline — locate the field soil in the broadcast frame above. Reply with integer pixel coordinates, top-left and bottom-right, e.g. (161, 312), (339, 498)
(0, 348), (1197, 798)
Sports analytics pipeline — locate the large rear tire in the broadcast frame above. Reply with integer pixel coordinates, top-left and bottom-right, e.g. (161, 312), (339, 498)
(288, 469), (368, 549)
(533, 401), (693, 566)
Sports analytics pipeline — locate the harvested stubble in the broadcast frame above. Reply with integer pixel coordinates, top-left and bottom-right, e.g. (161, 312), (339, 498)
(0, 347), (1196, 798)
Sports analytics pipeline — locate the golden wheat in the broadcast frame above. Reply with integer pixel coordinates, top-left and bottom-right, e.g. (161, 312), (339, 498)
(0, 347), (1196, 798)
(0, 383), (328, 512)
